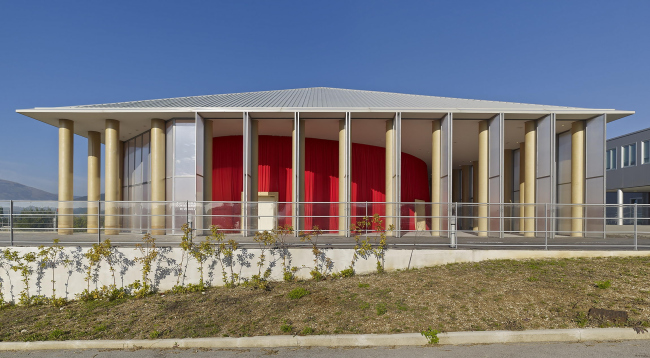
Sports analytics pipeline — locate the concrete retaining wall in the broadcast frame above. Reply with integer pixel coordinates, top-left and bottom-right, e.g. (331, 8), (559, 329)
(0, 246), (648, 303)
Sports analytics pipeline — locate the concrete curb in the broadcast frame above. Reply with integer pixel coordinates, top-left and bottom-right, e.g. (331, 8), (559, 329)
(0, 328), (647, 350)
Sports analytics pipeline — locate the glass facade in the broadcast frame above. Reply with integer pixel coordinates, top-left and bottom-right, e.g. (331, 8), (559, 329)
(643, 140), (649, 164)
(122, 131), (151, 232)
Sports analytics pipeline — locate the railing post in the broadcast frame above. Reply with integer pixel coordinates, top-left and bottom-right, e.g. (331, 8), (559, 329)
(97, 200), (101, 244)
(634, 203), (638, 251)
(186, 200), (189, 226)
(544, 203), (548, 250)
(449, 202), (457, 248)
(9, 200), (13, 246)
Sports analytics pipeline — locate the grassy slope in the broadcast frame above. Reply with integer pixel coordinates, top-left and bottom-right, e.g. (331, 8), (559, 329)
(1, 256), (649, 342)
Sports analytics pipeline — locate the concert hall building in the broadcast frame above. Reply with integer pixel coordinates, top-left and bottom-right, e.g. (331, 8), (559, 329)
(17, 87), (634, 237)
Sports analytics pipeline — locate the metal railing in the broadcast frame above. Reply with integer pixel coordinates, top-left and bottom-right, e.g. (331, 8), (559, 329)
(0, 200), (648, 249)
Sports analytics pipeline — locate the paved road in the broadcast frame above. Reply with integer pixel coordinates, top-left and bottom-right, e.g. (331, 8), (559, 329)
(3, 341), (650, 358)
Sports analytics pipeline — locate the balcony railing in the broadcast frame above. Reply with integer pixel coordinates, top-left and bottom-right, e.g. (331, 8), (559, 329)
(0, 200), (648, 249)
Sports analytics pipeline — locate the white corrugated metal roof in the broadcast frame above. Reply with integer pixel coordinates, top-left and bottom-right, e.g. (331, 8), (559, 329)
(57, 87), (589, 110)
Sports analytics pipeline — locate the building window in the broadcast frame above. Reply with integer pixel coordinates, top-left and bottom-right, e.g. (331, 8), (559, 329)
(621, 143), (636, 168)
(643, 140), (650, 164)
(606, 148), (616, 170)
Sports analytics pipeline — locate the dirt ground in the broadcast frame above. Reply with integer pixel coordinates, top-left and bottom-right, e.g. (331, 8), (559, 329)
(1, 256), (649, 342)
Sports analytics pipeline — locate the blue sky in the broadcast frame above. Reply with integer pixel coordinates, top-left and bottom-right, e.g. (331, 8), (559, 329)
(1, 0), (648, 196)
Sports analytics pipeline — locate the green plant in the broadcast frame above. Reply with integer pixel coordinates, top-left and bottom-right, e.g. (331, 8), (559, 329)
(134, 233), (158, 297)
(375, 302), (387, 316)
(10, 250), (36, 305)
(246, 229), (277, 290)
(299, 226), (332, 280)
(280, 324), (293, 333)
(37, 239), (68, 302)
(149, 330), (161, 339)
(48, 328), (65, 340)
(273, 226), (297, 282)
(527, 276), (539, 282)
(575, 312), (589, 327)
(288, 287), (310, 300)
(300, 327), (314, 335)
(421, 327), (440, 344)
(595, 280), (611, 289)
(358, 283), (369, 288)
(351, 215), (392, 274)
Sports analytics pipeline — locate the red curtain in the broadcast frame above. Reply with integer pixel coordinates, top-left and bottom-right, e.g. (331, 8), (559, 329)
(212, 135), (429, 232)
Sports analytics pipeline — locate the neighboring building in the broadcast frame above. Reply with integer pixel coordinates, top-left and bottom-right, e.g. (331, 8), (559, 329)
(16, 87), (634, 237)
(605, 127), (650, 224)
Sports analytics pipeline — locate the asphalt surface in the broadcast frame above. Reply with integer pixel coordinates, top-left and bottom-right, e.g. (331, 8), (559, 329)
(2, 340), (650, 358)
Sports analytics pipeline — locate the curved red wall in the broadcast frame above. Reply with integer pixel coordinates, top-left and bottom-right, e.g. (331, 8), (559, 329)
(212, 135), (430, 232)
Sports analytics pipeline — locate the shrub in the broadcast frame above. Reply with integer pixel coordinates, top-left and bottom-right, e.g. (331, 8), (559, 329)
(301, 327), (314, 335)
(280, 324), (293, 333)
(421, 327), (440, 344)
(288, 287), (310, 300)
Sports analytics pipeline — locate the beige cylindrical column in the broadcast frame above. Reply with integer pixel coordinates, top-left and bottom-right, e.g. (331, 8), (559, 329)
(292, 119), (305, 231)
(151, 118), (166, 235)
(472, 160), (479, 231)
(431, 120), (441, 235)
(58, 119), (74, 235)
(385, 119), (395, 231)
(478, 120), (488, 237)
(461, 165), (471, 230)
(571, 121), (585, 237)
(519, 143), (526, 234)
(503, 149), (513, 232)
(105, 119), (120, 235)
(524, 121), (536, 237)
(339, 119), (350, 235)
(87, 131), (101, 233)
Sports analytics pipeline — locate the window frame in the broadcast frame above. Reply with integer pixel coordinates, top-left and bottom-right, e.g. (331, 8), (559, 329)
(606, 148), (616, 170)
(621, 143), (637, 168)
(642, 140), (650, 165)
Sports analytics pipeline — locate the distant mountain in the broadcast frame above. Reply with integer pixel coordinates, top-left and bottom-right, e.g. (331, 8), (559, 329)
(74, 193), (105, 201)
(0, 179), (58, 200)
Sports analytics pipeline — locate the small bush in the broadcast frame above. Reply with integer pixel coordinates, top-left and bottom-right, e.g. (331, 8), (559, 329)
(280, 324), (293, 333)
(421, 327), (440, 344)
(301, 327), (314, 335)
(288, 287), (310, 300)
(149, 330), (161, 339)
(595, 280), (611, 289)
(338, 268), (355, 278)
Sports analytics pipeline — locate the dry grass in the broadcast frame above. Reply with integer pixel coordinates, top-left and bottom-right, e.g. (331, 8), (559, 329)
(1, 256), (649, 342)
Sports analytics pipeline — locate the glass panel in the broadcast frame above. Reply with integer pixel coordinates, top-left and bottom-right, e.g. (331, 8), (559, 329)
(606, 150), (611, 170)
(123, 142), (130, 187)
(612, 149), (617, 169)
(174, 177), (195, 202)
(644, 141), (649, 164)
(174, 120), (196, 176)
(143, 131), (150, 183)
(128, 139), (135, 186)
(135, 135), (143, 185)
